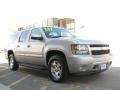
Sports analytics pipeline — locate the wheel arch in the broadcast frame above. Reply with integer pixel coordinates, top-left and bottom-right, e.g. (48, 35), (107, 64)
(46, 50), (65, 64)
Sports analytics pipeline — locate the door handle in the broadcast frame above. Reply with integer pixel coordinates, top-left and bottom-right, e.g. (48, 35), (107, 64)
(27, 45), (31, 48)
(17, 45), (20, 48)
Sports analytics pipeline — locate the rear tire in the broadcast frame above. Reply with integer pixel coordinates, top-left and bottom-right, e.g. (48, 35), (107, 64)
(48, 55), (69, 82)
(8, 54), (19, 71)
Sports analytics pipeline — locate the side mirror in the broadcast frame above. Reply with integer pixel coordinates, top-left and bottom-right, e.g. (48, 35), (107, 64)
(31, 35), (43, 40)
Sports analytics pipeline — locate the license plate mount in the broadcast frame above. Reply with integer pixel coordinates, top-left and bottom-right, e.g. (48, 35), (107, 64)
(100, 64), (107, 70)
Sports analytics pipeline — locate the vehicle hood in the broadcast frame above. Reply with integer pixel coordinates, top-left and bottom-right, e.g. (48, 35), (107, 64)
(50, 37), (108, 45)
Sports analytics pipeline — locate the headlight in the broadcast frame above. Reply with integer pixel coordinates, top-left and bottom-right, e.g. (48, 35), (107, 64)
(71, 44), (89, 55)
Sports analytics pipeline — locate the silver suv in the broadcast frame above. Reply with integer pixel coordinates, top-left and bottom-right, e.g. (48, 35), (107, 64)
(5, 27), (112, 82)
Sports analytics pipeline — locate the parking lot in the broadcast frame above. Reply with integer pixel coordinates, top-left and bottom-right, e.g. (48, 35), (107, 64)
(0, 53), (120, 90)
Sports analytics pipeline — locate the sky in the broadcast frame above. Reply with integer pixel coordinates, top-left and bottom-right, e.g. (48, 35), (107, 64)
(0, 0), (119, 66)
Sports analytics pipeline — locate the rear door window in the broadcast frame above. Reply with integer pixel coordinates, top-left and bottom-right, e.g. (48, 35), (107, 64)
(19, 30), (29, 42)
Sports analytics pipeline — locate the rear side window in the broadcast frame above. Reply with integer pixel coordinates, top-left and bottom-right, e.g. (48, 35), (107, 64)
(19, 30), (29, 42)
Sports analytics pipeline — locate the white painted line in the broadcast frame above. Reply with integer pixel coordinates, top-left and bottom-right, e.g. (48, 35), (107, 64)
(0, 72), (14, 79)
(8, 74), (31, 88)
(0, 84), (12, 90)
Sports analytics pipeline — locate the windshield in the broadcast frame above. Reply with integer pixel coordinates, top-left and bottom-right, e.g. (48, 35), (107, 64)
(42, 27), (74, 38)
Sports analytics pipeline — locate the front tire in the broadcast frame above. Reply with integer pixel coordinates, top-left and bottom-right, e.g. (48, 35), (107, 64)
(8, 54), (19, 71)
(48, 55), (69, 82)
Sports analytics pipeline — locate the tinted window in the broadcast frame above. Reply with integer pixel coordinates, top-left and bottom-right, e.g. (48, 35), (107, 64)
(19, 30), (29, 42)
(29, 28), (42, 42)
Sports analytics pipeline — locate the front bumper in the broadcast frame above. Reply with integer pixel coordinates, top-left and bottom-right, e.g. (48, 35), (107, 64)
(67, 54), (112, 74)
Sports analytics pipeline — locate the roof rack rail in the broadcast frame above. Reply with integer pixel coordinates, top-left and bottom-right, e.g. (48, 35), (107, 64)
(18, 24), (36, 31)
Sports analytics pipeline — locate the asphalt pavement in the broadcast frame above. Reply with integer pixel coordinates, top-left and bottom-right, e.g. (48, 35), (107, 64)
(0, 53), (120, 90)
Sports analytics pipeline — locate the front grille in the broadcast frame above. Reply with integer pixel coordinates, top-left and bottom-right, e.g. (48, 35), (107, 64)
(91, 50), (110, 55)
(90, 44), (109, 47)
